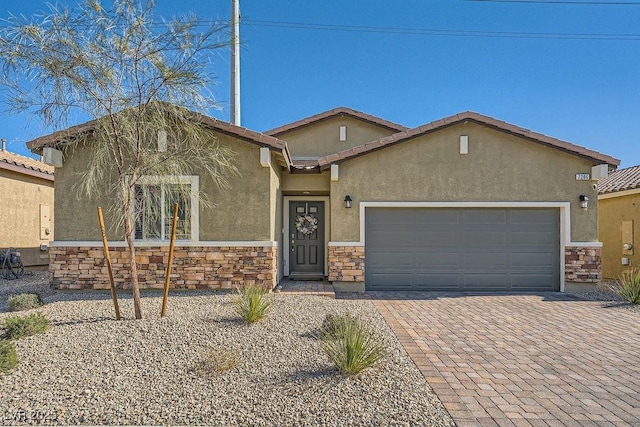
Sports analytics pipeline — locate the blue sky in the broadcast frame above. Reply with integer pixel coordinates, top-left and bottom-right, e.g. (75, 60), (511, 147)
(1, 0), (639, 167)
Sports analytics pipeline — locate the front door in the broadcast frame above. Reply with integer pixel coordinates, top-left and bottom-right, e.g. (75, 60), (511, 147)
(289, 201), (325, 275)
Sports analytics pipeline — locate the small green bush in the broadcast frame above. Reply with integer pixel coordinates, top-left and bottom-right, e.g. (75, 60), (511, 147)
(8, 293), (43, 312)
(320, 313), (388, 375)
(0, 339), (18, 373)
(2, 313), (50, 339)
(233, 285), (271, 323)
(610, 268), (640, 304)
(194, 347), (241, 376)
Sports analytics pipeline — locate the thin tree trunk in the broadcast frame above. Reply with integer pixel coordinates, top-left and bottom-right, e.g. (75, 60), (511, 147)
(122, 181), (143, 319)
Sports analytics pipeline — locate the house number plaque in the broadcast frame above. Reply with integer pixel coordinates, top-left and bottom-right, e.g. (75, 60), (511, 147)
(575, 173), (591, 180)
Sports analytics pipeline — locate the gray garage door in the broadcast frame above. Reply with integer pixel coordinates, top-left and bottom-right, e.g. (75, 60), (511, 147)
(365, 208), (560, 291)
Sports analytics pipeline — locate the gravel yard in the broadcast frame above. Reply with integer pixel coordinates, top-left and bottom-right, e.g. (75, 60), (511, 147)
(0, 279), (453, 426)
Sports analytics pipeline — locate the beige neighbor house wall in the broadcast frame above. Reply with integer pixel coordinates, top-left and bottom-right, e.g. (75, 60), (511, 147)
(274, 116), (399, 158)
(49, 131), (280, 290)
(328, 122), (602, 291)
(0, 161), (54, 267)
(598, 191), (640, 279)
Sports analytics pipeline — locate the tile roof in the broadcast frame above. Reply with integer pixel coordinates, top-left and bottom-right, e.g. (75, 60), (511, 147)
(598, 165), (640, 195)
(264, 106), (409, 136)
(26, 107), (293, 170)
(0, 149), (54, 176)
(318, 111), (620, 169)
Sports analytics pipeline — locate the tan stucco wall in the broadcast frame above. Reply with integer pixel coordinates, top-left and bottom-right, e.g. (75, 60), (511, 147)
(281, 171), (331, 194)
(54, 133), (275, 242)
(598, 192), (640, 279)
(270, 154), (284, 281)
(330, 123), (600, 242)
(0, 168), (54, 266)
(200, 136), (271, 241)
(275, 116), (398, 159)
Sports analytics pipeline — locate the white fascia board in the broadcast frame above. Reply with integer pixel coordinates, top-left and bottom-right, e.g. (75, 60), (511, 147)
(50, 240), (278, 248)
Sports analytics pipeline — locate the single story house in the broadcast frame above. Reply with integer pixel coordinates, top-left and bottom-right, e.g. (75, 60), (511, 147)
(27, 107), (619, 292)
(597, 165), (640, 279)
(0, 144), (54, 267)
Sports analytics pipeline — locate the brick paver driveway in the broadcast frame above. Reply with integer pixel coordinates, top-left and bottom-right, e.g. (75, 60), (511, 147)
(372, 293), (640, 427)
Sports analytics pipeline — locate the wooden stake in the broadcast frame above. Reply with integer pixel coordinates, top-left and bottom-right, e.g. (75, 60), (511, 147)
(97, 207), (121, 320)
(161, 202), (179, 317)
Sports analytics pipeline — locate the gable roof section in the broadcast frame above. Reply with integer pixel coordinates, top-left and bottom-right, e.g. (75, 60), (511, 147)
(0, 149), (54, 181)
(598, 165), (640, 195)
(26, 109), (293, 170)
(264, 106), (409, 136)
(317, 111), (620, 170)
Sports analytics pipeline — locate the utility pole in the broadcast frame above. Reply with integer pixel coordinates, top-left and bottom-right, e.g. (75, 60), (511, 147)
(230, 0), (240, 126)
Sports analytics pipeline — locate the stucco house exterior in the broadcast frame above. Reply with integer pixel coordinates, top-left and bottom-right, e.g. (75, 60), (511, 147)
(597, 165), (640, 279)
(0, 145), (54, 267)
(27, 107), (619, 292)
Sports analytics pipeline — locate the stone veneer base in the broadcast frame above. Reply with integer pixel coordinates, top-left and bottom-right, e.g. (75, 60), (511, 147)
(564, 246), (602, 284)
(328, 246), (365, 282)
(50, 246), (277, 290)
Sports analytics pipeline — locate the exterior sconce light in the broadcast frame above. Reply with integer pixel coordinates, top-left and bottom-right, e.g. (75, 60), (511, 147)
(579, 195), (589, 210)
(344, 195), (352, 208)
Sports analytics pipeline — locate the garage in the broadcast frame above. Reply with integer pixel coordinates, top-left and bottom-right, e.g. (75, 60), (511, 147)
(365, 207), (560, 291)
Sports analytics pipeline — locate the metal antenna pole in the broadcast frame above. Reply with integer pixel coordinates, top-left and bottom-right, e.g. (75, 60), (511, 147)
(230, 0), (241, 126)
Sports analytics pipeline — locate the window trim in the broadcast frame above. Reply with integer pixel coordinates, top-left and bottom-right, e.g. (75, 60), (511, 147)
(131, 175), (199, 243)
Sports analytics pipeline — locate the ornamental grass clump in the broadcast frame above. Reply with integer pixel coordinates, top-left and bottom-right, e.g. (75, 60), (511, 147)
(320, 313), (388, 375)
(233, 285), (272, 323)
(2, 312), (50, 340)
(610, 267), (640, 304)
(0, 340), (17, 373)
(194, 347), (242, 376)
(8, 293), (43, 312)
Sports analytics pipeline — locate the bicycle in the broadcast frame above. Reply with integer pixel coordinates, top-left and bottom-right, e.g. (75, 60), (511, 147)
(0, 247), (25, 280)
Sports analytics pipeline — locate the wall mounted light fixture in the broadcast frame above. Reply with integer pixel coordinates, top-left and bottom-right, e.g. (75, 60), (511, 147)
(344, 195), (352, 208)
(579, 195), (589, 210)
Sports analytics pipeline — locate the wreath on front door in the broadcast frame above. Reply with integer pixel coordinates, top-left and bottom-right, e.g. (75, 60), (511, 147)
(295, 214), (318, 235)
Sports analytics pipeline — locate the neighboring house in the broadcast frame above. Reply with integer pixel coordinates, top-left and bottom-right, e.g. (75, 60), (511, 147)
(0, 143), (54, 267)
(27, 107), (619, 292)
(597, 165), (640, 279)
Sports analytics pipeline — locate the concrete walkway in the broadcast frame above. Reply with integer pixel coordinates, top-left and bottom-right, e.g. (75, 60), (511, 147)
(371, 293), (640, 427)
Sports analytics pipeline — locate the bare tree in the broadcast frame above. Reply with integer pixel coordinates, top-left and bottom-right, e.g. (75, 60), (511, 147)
(0, 0), (237, 319)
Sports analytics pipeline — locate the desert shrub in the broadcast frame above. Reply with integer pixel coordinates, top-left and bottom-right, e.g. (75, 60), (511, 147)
(320, 313), (388, 375)
(233, 285), (271, 323)
(194, 347), (241, 376)
(610, 268), (640, 304)
(0, 339), (17, 373)
(8, 293), (43, 312)
(2, 313), (50, 339)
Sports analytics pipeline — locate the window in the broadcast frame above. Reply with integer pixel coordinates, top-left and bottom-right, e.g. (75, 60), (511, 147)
(133, 176), (198, 241)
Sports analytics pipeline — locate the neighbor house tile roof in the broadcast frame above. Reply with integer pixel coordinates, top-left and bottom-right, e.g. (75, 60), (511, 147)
(598, 165), (640, 195)
(264, 106), (409, 136)
(26, 108), (293, 169)
(0, 149), (54, 176)
(318, 111), (620, 169)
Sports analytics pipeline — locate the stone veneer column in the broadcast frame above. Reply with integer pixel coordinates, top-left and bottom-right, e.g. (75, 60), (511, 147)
(49, 246), (277, 290)
(565, 246), (602, 286)
(328, 245), (365, 282)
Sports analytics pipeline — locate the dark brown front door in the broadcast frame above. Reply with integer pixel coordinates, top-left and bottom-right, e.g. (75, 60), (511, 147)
(290, 201), (325, 274)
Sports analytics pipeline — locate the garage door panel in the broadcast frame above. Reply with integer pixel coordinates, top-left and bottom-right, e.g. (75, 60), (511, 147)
(367, 252), (413, 268)
(464, 252), (508, 269)
(415, 274), (461, 289)
(415, 230), (460, 246)
(463, 231), (507, 246)
(511, 274), (557, 290)
(365, 207), (560, 292)
(414, 252), (461, 268)
(511, 252), (554, 267)
(511, 231), (556, 245)
(416, 209), (461, 224)
(463, 274), (509, 289)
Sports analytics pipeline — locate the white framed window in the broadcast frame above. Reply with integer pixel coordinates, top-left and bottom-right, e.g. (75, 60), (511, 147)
(133, 176), (199, 241)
